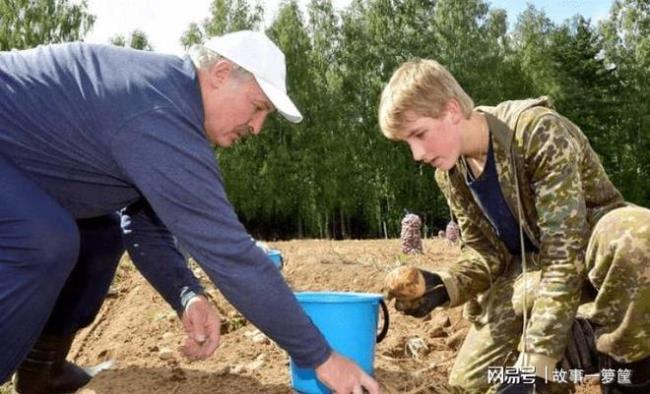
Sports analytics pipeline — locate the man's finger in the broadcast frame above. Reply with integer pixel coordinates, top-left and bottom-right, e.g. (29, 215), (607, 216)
(187, 305), (208, 343)
(182, 310), (194, 333)
(360, 372), (380, 394)
(196, 328), (220, 359)
(201, 335), (220, 358)
(207, 324), (222, 351)
(180, 337), (201, 359)
(181, 336), (217, 360)
(201, 306), (221, 357)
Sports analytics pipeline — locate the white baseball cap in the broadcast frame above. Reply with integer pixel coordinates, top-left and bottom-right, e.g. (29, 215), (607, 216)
(203, 30), (303, 123)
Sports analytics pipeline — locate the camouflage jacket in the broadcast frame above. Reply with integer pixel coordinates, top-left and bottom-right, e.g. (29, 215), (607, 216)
(434, 97), (626, 364)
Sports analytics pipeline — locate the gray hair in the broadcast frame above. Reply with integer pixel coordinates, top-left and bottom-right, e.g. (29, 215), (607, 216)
(188, 44), (254, 81)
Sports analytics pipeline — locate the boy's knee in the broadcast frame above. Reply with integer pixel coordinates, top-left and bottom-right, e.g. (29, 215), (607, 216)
(589, 207), (650, 273)
(448, 354), (493, 393)
(593, 207), (650, 243)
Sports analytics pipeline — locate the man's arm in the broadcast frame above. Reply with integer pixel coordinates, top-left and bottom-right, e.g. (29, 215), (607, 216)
(110, 108), (331, 368)
(121, 199), (221, 359)
(515, 113), (588, 374)
(121, 199), (204, 314)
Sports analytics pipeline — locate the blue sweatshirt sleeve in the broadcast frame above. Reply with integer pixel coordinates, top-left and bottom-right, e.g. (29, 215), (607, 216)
(110, 108), (331, 368)
(121, 199), (204, 314)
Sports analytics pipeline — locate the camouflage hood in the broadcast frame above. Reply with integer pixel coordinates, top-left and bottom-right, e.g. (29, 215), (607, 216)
(476, 96), (555, 132)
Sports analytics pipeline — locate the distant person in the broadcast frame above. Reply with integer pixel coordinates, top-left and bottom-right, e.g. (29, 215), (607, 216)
(379, 59), (649, 393)
(0, 31), (379, 394)
(444, 220), (459, 244)
(400, 213), (423, 254)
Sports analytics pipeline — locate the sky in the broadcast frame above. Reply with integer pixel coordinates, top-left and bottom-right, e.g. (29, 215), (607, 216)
(80, 0), (615, 56)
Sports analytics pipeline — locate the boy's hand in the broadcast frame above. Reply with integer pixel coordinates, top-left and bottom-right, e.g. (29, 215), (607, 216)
(384, 266), (449, 317)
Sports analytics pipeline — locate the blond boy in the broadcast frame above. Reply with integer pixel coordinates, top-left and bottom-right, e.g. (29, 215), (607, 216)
(380, 59), (650, 394)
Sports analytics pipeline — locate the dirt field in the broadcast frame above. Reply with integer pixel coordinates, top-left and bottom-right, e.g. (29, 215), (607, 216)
(3, 239), (600, 393)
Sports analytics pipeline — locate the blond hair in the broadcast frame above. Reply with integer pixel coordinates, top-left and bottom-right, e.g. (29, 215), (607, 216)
(378, 59), (474, 139)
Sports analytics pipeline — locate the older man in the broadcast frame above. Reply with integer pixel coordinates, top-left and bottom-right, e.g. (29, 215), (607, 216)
(0, 31), (379, 394)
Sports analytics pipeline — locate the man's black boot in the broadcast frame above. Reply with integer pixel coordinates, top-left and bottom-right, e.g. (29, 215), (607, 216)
(14, 333), (92, 394)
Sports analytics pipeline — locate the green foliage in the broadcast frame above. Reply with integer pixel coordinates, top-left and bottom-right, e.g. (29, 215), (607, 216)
(548, 18), (621, 168)
(179, 0), (649, 239)
(600, 0), (650, 203)
(179, 0), (264, 48)
(110, 34), (127, 47)
(204, 0), (264, 36)
(511, 4), (559, 97)
(110, 29), (153, 51)
(180, 22), (203, 49)
(128, 29), (153, 51)
(0, 0), (95, 50)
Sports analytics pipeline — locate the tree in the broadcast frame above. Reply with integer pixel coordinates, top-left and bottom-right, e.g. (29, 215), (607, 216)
(262, 1), (315, 236)
(110, 34), (126, 47)
(129, 29), (153, 51)
(0, 0), (95, 50)
(180, 22), (203, 50)
(179, 0), (264, 48)
(330, 0), (517, 237)
(511, 4), (559, 98)
(110, 29), (153, 51)
(600, 0), (650, 204)
(547, 17), (621, 170)
(174, 0), (648, 238)
(204, 0), (263, 36)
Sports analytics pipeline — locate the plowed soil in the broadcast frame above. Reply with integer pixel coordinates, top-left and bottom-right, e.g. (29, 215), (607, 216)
(3, 239), (600, 393)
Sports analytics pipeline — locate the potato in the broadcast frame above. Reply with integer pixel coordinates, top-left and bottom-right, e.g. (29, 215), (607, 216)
(384, 266), (426, 301)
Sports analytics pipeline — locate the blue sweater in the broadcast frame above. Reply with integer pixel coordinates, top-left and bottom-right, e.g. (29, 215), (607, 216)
(464, 135), (536, 255)
(0, 43), (330, 368)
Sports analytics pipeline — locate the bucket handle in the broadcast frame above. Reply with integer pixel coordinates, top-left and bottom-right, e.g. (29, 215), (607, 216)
(376, 299), (389, 343)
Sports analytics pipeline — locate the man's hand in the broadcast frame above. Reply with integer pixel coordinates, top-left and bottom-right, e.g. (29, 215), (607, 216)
(315, 352), (380, 394)
(384, 266), (449, 318)
(180, 295), (221, 360)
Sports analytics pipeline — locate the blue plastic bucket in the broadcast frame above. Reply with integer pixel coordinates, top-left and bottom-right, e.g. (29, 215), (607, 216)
(290, 292), (389, 394)
(266, 249), (283, 269)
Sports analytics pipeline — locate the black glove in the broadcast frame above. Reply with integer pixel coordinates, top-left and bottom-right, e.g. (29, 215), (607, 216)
(559, 318), (598, 374)
(496, 376), (547, 394)
(394, 270), (449, 318)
